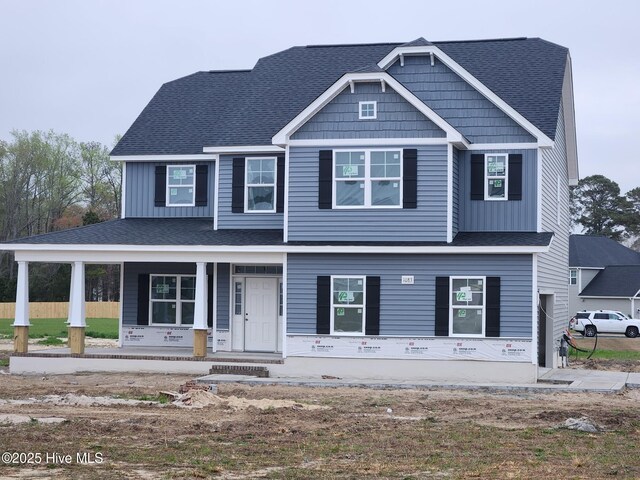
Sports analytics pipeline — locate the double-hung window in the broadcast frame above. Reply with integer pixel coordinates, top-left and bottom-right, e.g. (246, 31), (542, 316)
(569, 269), (577, 285)
(245, 157), (276, 212)
(485, 154), (508, 200)
(334, 150), (401, 208)
(167, 165), (196, 206)
(450, 277), (485, 336)
(150, 275), (196, 325)
(331, 276), (366, 335)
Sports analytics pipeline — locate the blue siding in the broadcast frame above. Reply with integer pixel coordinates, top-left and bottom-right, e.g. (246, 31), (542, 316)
(125, 162), (215, 218)
(452, 147), (460, 236)
(389, 56), (536, 144)
(287, 254), (533, 337)
(217, 155), (284, 229)
(288, 145), (448, 242)
(458, 149), (537, 231)
(122, 262), (228, 328)
(292, 82), (445, 140)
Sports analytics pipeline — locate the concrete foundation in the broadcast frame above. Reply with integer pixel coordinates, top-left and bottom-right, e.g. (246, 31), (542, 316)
(193, 329), (208, 358)
(13, 326), (29, 353)
(68, 327), (85, 355)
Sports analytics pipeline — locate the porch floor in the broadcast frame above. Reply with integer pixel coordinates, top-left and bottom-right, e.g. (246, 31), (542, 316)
(11, 347), (284, 364)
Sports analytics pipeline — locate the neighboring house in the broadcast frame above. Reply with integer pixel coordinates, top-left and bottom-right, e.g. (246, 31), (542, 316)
(569, 235), (640, 318)
(2, 37), (578, 382)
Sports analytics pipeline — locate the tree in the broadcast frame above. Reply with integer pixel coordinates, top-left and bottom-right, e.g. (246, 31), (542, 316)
(626, 187), (640, 251)
(570, 175), (636, 241)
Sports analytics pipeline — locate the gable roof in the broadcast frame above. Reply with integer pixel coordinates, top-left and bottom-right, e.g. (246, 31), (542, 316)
(579, 265), (640, 297)
(111, 38), (568, 157)
(569, 235), (640, 268)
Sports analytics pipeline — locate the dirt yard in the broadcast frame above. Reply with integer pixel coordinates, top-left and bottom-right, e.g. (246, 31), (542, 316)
(0, 367), (639, 479)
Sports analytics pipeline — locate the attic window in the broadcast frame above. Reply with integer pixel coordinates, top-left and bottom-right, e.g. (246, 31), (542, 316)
(359, 101), (377, 120)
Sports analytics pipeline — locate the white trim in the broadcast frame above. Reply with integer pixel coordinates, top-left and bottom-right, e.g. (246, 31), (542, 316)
(282, 254), (288, 358)
(212, 263), (218, 353)
(272, 72), (467, 146)
(467, 143), (543, 151)
(537, 147), (543, 233)
(213, 157), (220, 230)
(283, 145), (290, 243)
(376, 45), (554, 147)
(446, 144), (453, 243)
(118, 262), (124, 347)
(202, 145), (284, 154)
(358, 101), (377, 120)
(12, 261), (30, 327)
(484, 153), (508, 201)
(193, 262), (208, 330)
(562, 54), (579, 185)
(120, 162), (127, 219)
(448, 276), (486, 337)
(556, 174), (562, 226)
(244, 157), (277, 213)
(166, 164), (196, 207)
(531, 254), (538, 366)
(578, 295), (639, 300)
(288, 138), (450, 147)
(330, 275), (367, 336)
(110, 154), (218, 162)
(68, 261), (86, 327)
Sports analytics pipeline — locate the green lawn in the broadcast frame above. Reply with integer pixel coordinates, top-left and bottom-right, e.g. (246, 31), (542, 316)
(0, 318), (118, 339)
(568, 347), (640, 361)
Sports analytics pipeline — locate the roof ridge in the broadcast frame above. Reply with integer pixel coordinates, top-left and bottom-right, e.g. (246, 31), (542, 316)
(303, 42), (402, 49)
(434, 37), (529, 44)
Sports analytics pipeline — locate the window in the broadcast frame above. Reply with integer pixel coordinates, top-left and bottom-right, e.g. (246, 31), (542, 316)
(149, 275), (196, 325)
(450, 277), (485, 336)
(245, 157), (276, 212)
(233, 281), (243, 316)
(233, 265), (283, 275)
(484, 154), (508, 200)
(331, 276), (366, 335)
(166, 165), (196, 206)
(334, 150), (402, 208)
(569, 269), (577, 285)
(359, 101), (377, 119)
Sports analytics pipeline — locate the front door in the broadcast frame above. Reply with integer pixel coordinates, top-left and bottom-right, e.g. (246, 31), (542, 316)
(244, 277), (278, 352)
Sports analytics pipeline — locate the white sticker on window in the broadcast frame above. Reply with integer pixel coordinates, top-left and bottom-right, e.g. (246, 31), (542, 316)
(343, 165), (358, 176)
(394, 153), (399, 159)
(336, 307), (345, 316)
(357, 280), (362, 285)
(360, 155), (365, 160)
(170, 188), (177, 195)
(155, 284), (170, 294)
(173, 169), (187, 180)
(393, 183), (398, 188)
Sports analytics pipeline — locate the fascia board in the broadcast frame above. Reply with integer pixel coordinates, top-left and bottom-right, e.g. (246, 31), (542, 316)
(202, 145), (284, 154)
(271, 72), (466, 146)
(110, 154), (218, 162)
(377, 45), (555, 147)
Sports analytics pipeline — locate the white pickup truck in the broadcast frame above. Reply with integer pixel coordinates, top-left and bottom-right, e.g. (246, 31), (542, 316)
(570, 310), (640, 338)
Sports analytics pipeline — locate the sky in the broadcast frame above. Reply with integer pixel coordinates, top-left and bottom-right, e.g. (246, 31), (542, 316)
(0, 0), (639, 193)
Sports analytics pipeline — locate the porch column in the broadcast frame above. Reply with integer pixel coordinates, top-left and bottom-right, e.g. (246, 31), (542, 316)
(12, 261), (30, 353)
(193, 262), (208, 358)
(68, 261), (86, 354)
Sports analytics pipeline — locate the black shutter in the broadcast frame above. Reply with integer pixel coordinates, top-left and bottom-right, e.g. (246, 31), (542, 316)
(508, 154), (523, 201)
(485, 277), (501, 337)
(207, 273), (214, 328)
(137, 274), (150, 325)
(232, 158), (245, 213)
(470, 154), (484, 200)
(195, 165), (208, 206)
(318, 150), (333, 209)
(365, 276), (381, 336)
(276, 156), (285, 213)
(403, 149), (418, 209)
(435, 277), (450, 336)
(316, 276), (331, 334)
(154, 166), (166, 207)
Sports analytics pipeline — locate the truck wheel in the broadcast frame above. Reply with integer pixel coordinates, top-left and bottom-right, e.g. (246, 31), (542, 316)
(625, 327), (639, 338)
(584, 325), (597, 337)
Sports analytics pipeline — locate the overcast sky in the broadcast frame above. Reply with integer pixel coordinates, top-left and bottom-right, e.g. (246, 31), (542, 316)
(1, 0), (638, 193)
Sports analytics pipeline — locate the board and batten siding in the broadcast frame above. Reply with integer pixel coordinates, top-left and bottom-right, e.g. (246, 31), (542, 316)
(451, 147), (460, 237)
(458, 149), (537, 231)
(217, 155), (284, 229)
(125, 162), (215, 218)
(388, 55), (536, 144)
(537, 99), (571, 346)
(287, 145), (448, 242)
(287, 253), (533, 337)
(291, 82), (446, 140)
(122, 262), (230, 329)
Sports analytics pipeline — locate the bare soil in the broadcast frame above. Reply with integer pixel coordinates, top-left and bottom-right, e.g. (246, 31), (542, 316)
(0, 371), (639, 479)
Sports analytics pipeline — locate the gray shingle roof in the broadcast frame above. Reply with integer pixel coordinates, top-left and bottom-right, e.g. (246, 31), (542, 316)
(569, 235), (640, 268)
(111, 37), (568, 156)
(580, 266), (640, 297)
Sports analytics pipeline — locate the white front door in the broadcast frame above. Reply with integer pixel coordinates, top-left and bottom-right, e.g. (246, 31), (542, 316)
(244, 277), (278, 352)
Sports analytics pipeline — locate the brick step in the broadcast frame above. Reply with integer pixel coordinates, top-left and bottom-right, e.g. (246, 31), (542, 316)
(208, 364), (269, 377)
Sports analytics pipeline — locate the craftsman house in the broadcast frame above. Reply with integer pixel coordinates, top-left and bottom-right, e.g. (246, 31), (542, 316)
(3, 37), (578, 382)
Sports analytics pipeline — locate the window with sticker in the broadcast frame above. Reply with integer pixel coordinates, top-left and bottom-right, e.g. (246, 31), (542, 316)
(167, 165), (195, 206)
(149, 275), (196, 325)
(334, 150), (402, 207)
(485, 154), (508, 200)
(450, 277), (485, 336)
(331, 276), (366, 335)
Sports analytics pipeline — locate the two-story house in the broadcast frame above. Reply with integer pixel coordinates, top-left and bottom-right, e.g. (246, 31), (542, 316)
(4, 37), (578, 382)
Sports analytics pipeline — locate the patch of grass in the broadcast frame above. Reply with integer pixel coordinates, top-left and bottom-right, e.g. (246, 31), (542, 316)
(0, 358), (9, 367)
(569, 347), (640, 361)
(37, 336), (65, 346)
(0, 318), (118, 339)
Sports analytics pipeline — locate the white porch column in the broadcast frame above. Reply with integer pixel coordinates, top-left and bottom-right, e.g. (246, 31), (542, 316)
(12, 261), (30, 353)
(68, 261), (86, 354)
(193, 262), (208, 357)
